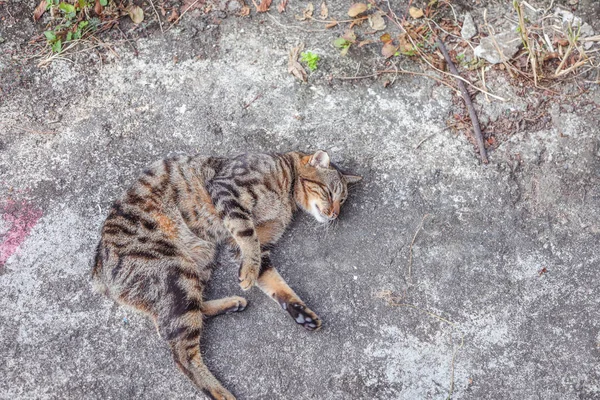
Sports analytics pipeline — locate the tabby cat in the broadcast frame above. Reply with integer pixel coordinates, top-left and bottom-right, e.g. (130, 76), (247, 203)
(91, 150), (361, 399)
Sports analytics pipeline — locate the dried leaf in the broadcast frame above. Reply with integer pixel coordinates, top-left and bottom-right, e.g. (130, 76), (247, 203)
(168, 8), (179, 23)
(325, 20), (338, 28)
(239, 5), (251, 16)
(342, 29), (356, 42)
(33, 0), (47, 21)
(358, 40), (373, 48)
(256, 0), (272, 13)
(409, 6), (423, 19)
(382, 42), (399, 58)
(288, 45), (308, 82)
(398, 33), (413, 53)
(340, 46), (350, 56)
(320, 1), (328, 19)
(277, 0), (288, 13)
(295, 3), (314, 20)
(94, 0), (103, 15)
(129, 5), (144, 24)
(380, 33), (392, 43)
(368, 11), (386, 31)
(348, 3), (367, 17)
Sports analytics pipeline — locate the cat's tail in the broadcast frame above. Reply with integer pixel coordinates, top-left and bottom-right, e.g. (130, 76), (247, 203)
(90, 241), (110, 296)
(169, 332), (236, 400)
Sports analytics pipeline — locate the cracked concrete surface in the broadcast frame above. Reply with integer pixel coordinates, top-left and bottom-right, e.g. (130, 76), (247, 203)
(1, 4), (600, 400)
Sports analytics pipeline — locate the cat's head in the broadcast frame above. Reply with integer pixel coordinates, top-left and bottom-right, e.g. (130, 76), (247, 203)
(295, 150), (362, 223)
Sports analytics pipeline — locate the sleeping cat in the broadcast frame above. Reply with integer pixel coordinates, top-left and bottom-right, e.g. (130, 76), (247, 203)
(91, 150), (361, 399)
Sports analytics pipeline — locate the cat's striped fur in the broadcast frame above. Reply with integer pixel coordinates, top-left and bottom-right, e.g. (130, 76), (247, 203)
(91, 150), (361, 399)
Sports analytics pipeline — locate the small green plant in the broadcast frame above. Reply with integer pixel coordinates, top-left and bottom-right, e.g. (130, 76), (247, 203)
(300, 51), (320, 71)
(334, 30), (357, 56)
(42, 1), (102, 53)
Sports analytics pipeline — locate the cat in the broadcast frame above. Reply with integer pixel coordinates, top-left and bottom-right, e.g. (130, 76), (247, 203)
(91, 150), (361, 400)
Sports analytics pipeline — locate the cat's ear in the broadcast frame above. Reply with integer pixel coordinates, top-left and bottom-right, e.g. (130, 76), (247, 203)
(344, 174), (362, 184)
(308, 150), (330, 168)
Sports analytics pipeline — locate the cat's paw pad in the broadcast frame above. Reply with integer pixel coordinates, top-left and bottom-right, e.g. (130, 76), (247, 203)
(225, 297), (248, 313)
(238, 263), (259, 291)
(284, 302), (322, 331)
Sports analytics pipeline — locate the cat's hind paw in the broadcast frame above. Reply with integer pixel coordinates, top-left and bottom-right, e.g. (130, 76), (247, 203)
(225, 297), (247, 313)
(284, 302), (322, 331)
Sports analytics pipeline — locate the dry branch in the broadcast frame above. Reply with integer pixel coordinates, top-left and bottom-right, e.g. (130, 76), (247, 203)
(436, 38), (488, 164)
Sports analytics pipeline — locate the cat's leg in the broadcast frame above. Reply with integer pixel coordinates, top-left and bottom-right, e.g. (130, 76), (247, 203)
(256, 254), (322, 331)
(201, 296), (248, 317)
(217, 204), (261, 291)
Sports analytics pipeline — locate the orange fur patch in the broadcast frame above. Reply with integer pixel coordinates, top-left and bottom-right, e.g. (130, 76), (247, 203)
(256, 220), (281, 244)
(152, 213), (178, 238)
(198, 186), (218, 216)
(258, 269), (299, 303)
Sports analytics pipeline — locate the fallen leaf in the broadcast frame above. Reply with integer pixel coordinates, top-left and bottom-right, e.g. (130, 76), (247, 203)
(398, 33), (413, 52)
(288, 45), (308, 82)
(358, 40), (373, 47)
(382, 42), (399, 58)
(325, 20), (338, 28)
(33, 0), (47, 21)
(409, 6), (423, 19)
(256, 0), (272, 13)
(368, 10), (386, 31)
(342, 29), (356, 42)
(333, 37), (350, 48)
(380, 33), (392, 43)
(277, 0), (287, 13)
(320, 1), (328, 19)
(168, 8), (179, 23)
(296, 3), (314, 20)
(94, 0), (103, 15)
(239, 5), (251, 16)
(348, 3), (367, 17)
(129, 5), (144, 24)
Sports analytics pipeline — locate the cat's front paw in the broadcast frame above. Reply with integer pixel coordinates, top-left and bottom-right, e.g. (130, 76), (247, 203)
(283, 302), (322, 331)
(238, 262), (259, 291)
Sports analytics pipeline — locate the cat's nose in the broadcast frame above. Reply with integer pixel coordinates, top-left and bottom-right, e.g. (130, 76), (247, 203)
(331, 200), (340, 218)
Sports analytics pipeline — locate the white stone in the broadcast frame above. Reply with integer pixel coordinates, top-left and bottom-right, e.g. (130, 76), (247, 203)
(474, 31), (522, 64)
(461, 12), (477, 40)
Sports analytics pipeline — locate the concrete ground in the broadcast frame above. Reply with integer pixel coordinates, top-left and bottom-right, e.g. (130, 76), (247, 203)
(1, 1), (600, 399)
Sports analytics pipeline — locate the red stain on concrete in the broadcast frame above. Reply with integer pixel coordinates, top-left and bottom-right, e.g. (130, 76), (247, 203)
(0, 200), (43, 267)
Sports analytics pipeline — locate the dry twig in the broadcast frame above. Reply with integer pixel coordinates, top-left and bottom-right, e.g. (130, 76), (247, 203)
(436, 38), (488, 164)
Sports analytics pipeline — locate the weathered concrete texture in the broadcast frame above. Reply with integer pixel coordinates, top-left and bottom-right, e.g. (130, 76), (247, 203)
(2, 8), (600, 400)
